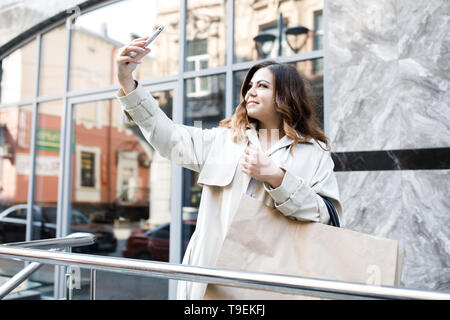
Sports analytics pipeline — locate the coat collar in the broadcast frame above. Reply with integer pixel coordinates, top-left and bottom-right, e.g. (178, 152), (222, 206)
(245, 123), (295, 156)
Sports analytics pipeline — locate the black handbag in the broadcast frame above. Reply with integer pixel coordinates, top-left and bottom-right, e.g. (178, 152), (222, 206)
(321, 196), (340, 227)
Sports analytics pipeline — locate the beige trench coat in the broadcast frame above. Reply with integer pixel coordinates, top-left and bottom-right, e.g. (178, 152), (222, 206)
(117, 81), (343, 299)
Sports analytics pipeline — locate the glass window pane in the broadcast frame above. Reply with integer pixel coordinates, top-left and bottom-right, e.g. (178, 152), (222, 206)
(0, 105), (32, 244)
(182, 74), (225, 256)
(234, 0), (323, 62)
(0, 40), (37, 104)
(30, 100), (62, 298)
(184, 74), (225, 126)
(186, 60), (196, 72)
(39, 25), (67, 96)
(233, 69), (247, 113)
(28, 100), (60, 297)
(139, 1), (180, 79)
(290, 58), (324, 129)
(186, 0), (227, 71)
(0, 104), (56, 298)
(81, 151), (95, 187)
(70, 91), (173, 299)
(313, 10), (323, 50)
(34, 100), (62, 220)
(70, 0), (179, 91)
(186, 78), (196, 95)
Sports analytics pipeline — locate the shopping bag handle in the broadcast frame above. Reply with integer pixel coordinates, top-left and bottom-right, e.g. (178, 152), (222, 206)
(321, 196), (340, 228)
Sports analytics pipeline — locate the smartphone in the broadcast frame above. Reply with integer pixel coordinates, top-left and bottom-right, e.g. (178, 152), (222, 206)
(144, 25), (164, 47)
(127, 26), (165, 61)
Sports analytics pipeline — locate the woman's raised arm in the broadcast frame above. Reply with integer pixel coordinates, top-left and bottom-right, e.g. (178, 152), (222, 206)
(115, 39), (217, 173)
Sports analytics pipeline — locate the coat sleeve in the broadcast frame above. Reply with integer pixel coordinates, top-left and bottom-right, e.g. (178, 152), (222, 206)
(263, 149), (342, 224)
(116, 81), (217, 173)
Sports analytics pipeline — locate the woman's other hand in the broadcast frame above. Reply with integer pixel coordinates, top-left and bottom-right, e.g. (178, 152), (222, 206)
(116, 37), (151, 94)
(241, 145), (285, 188)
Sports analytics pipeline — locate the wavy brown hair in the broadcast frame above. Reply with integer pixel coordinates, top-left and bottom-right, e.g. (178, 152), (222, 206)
(220, 60), (329, 151)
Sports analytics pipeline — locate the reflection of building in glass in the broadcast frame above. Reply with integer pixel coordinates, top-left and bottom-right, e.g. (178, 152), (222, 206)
(0, 39), (37, 103)
(70, 26), (122, 91)
(235, 0), (323, 62)
(0, 26), (153, 224)
(186, 0), (226, 70)
(0, 107), (31, 203)
(137, 1), (180, 79)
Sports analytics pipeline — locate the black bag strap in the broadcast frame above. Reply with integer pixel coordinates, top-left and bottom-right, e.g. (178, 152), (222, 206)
(320, 196), (340, 228)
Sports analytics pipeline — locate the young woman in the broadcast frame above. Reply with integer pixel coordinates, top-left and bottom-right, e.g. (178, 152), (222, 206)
(116, 37), (342, 299)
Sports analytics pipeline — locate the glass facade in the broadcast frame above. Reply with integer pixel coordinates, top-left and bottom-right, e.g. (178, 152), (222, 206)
(186, 0), (227, 70)
(183, 73), (226, 251)
(39, 26), (67, 97)
(234, 0), (322, 62)
(69, 0), (181, 91)
(0, 40), (36, 104)
(0, 0), (328, 300)
(0, 0), (85, 47)
(0, 105), (32, 230)
(68, 94), (173, 299)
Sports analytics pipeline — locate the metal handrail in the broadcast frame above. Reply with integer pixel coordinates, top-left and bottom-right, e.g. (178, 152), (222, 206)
(1, 232), (96, 250)
(0, 262), (42, 300)
(1, 245), (449, 300)
(0, 233), (96, 299)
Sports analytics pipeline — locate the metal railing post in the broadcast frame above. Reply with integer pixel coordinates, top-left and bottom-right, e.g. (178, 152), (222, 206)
(90, 269), (96, 300)
(0, 261), (42, 299)
(64, 273), (73, 300)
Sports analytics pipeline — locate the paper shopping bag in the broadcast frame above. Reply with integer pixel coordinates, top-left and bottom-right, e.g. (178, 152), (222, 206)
(204, 194), (403, 300)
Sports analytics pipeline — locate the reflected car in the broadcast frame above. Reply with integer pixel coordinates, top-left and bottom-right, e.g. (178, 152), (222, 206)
(0, 204), (117, 253)
(122, 220), (196, 261)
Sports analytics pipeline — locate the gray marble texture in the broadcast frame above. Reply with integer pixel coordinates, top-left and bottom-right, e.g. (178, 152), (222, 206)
(397, 53), (450, 149)
(328, 59), (402, 152)
(327, 0), (450, 67)
(397, 0), (450, 59)
(326, 0), (450, 152)
(335, 170), (450, 291)
(327, 0), (399, 68)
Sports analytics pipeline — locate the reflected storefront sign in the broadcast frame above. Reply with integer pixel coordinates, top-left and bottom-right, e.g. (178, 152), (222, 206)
(36, 128), (60, 151)
(15, 153), (59, 176)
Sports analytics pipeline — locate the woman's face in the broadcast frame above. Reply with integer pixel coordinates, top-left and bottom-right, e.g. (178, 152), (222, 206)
(244, 67), (280, 129)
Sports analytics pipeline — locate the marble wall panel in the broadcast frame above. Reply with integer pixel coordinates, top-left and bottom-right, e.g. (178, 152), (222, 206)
(330, 52), (450, 151)
(399, 170), (450, 291)
(335, 171), (403, 241)
(397, 53), (450, 149)
(397, 0), (450, 59)
(329, 59), (401, 152)
(327, 0), (398, 68)
(335, 170), (450, 291)
(327, 0), (450, 151)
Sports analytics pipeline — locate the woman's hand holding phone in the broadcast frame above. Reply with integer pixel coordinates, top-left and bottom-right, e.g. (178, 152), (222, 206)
(116, 37), (151, 94)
